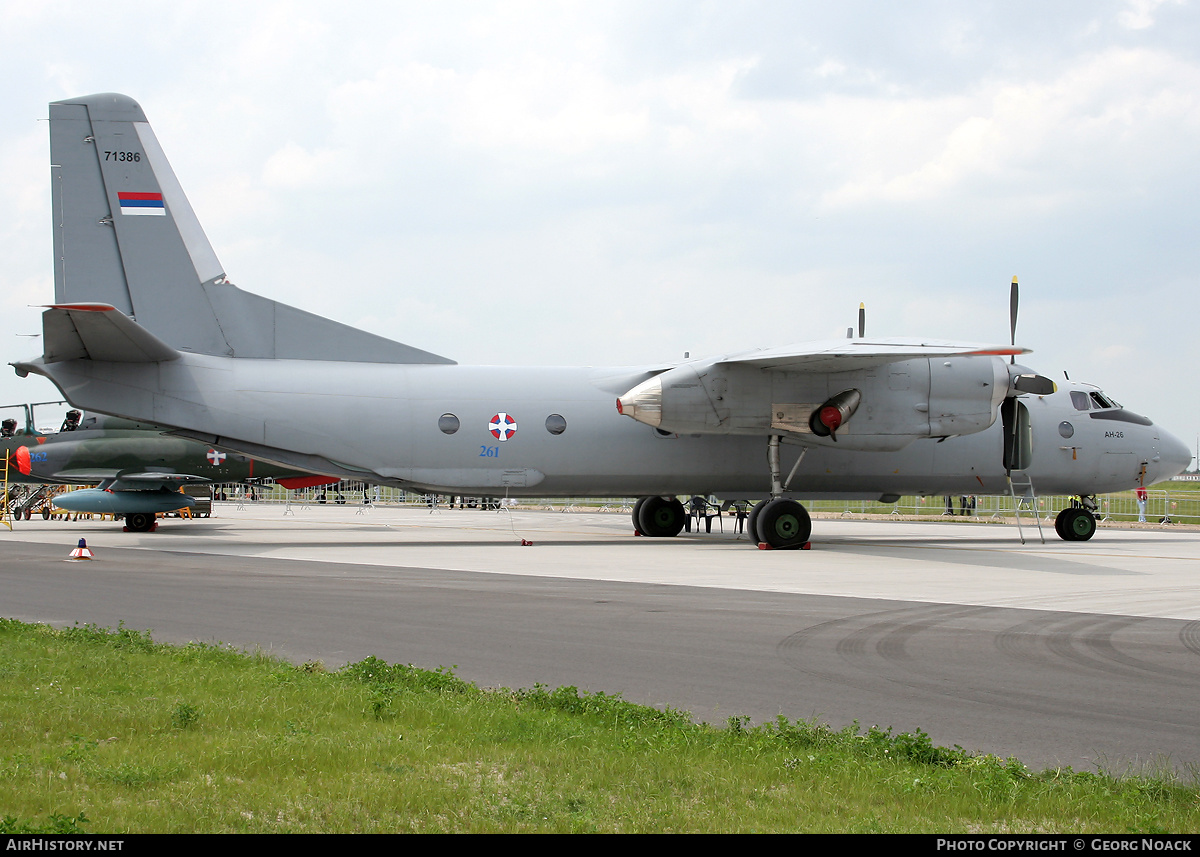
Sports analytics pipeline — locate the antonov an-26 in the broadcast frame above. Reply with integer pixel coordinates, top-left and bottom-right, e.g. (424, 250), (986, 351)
(12, 94), (1192, 548)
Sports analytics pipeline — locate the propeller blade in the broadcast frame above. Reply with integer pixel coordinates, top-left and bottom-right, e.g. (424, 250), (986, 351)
(858, 303), (865, 339)
(1009, 276), (1018, 364)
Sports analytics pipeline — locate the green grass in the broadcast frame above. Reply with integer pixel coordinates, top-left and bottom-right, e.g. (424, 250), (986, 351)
(0, 619), (1197, 833)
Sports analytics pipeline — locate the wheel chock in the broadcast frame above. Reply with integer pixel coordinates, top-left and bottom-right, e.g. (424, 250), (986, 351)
(757, 541), (813, 551)
(520, 539), (534, 546)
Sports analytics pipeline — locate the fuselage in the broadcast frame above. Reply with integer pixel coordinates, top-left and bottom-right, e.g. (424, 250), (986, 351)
(31, 352), (1191, 500)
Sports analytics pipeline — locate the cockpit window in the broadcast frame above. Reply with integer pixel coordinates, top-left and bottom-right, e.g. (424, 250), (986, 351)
(1070, 391), (1090, 411)
(1089, 392), (1114, 410)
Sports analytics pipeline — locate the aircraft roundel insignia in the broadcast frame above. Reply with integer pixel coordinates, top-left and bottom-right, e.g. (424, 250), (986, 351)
(206, 449), (227, 465)
(488, 413), (517, 441)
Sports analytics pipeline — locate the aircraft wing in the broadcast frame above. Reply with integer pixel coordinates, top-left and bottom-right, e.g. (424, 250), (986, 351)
(719, 338), (1026, 373)
(617, 337), (1038, 450)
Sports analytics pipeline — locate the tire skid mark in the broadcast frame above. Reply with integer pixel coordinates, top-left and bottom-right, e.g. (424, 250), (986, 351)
(1181, 621), (1200, 657)
(776, 603), (1199, 729)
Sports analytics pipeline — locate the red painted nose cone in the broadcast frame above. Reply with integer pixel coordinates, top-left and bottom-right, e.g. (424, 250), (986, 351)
(819, 406), (842, 431)
(14, 445), (31, 475)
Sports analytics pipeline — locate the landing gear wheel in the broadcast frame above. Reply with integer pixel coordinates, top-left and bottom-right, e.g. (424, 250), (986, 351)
(41, 507), (50, 520)
(756, 498), (811, 550)
(746, 499), (769, 543)
(1054, 509), (1069, 540)
(125, 512), (155, 533)
(631, 497), (649, 534)
(1055, 507), (1096, 541)
(636, 496), (686, 538)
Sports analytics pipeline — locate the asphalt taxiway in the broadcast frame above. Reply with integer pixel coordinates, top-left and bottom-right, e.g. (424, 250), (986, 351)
(2, 504), (1198, 773)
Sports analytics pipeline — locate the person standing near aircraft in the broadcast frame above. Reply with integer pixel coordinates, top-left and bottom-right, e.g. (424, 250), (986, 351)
(1136, 484), (1148, 523)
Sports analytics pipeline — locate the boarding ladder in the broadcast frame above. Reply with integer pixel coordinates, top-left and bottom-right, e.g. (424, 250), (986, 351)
(1007, 470), (1044, 545)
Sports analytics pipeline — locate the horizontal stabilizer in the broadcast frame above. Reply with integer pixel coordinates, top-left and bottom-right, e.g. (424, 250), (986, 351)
(42, 303), (179, 363)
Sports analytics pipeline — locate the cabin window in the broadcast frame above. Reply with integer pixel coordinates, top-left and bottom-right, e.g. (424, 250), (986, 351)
(1058, 421), (1074, 438)
(545, 414), (567, 435)
(438, 414), (460, 434)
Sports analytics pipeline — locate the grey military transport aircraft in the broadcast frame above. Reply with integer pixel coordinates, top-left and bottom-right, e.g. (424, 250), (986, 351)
(11, 93), (1193, 548)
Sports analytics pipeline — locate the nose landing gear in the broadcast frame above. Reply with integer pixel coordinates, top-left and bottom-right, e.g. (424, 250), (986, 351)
(1054, 497), (1097, 541)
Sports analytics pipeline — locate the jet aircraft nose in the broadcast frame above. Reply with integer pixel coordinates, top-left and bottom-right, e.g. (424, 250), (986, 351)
(1157, 429), (1193, 481)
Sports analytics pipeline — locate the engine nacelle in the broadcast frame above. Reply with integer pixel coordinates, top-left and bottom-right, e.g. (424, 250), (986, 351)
(617, 354), (1012, 450)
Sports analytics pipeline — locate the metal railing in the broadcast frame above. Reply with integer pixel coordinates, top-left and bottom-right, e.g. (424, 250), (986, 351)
(204, 482), (1198, 526)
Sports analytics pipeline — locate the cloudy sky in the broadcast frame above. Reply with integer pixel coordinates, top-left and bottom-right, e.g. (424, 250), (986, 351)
(1, 1), (1197, 457)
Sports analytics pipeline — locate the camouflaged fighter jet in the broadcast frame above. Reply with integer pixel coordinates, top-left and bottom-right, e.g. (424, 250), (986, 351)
(2, 409), (340, 531)
(11, 93), (1193, 548)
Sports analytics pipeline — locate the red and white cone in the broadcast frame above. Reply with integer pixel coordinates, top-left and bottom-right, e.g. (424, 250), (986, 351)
(67, 538), (95, 560)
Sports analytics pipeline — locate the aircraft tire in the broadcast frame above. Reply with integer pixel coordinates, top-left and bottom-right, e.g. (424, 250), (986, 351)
(757, 498), (811, 550)
(637, 496), (686, 538)
(125, 512), (155, 533)
(631, 497), (649, 533)
(1054, 509), (1068, 540)
(1059, 507), (1097, 541)
(41, 507), (50, 520)
(746, 499), (768, 543)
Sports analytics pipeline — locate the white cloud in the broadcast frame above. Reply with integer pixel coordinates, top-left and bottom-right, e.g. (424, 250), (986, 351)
(1117, 0), (1184, 30)
(0, 1), (1197, 437)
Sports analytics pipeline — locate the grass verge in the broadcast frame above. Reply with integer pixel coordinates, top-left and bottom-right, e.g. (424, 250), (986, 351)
(0, 619), (1196, 833)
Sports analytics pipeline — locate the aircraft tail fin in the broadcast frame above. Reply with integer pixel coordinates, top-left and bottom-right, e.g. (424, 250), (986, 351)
(49, 93), (453, 365)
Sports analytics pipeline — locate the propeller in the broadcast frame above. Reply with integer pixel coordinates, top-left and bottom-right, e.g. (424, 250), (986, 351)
(1005, 276), (1055, 395)
(1009, 276), (1018, 364)
(1001, 275), (1056, 474)
(858, 302), (865, 339)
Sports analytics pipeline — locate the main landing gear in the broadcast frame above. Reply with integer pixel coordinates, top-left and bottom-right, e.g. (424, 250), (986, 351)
(631, 435), (813, 550)
(1054, 497), (1097, 541)
(746, 435), (812, 549)
(748, 497), (812, 549)
(631, 496), (687, 538)
(123, 512), (157, 533)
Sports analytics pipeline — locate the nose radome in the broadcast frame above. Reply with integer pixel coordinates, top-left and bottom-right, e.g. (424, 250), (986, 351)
(1157, 429), (1193, 480)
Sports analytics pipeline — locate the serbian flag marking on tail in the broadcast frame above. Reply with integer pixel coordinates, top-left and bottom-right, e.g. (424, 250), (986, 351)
(117, 191), (166, 216)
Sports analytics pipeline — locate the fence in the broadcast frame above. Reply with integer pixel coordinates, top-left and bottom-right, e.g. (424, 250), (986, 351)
(207, 481), (1199, 526)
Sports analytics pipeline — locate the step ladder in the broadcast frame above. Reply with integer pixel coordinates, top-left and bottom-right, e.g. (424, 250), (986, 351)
(1007, 470), (1044, 545)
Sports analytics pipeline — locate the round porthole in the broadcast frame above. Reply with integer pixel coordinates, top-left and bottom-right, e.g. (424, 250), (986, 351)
(1058, 421), (1074, 439)
(438, 413), (460, 434)
(545, 414), (567, 435)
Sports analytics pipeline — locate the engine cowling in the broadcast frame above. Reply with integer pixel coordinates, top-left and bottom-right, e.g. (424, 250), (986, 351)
(617, 354), (1014, 451)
